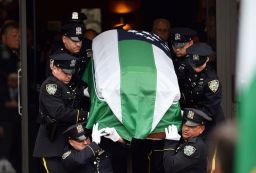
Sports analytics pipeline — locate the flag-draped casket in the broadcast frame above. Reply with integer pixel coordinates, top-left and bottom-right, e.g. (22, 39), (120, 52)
(82, 29), (182, 141)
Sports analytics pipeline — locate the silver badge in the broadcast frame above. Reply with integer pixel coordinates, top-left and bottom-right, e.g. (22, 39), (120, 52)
(70, 59), (76, 67)
(183, 145), (196, 156)
(62, 151), (71, 159)
(187, 110), (194, 119)
(76, 124), (84, 133)
(175, 33), (181, 40)
(46, 84), (57, 95)
(76, 27), (82, 35)
(72, 12), (78, 20)
(208, 80), (219, 93)
(193, 54), (199, 61)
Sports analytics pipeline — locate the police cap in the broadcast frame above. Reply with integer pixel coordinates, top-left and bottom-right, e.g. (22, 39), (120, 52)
(63, 123), (90, 141)
(171, 27), (196, 48)
(187, 42), (213, 68)
(183, 108), (212, 126)
(61, 22), (84, 42)
(50, 52), (77, 74)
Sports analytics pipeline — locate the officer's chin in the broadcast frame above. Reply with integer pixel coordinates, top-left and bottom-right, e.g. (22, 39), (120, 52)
(72, 48), (81, 54)
(63, 80), (71, 84)
(175, 53), (185, 58)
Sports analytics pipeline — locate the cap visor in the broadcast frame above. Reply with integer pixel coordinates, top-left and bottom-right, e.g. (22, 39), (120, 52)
(76, 135), (88, 141)
(184, 120), (200, 127)
(70, 36), (82, 42)
(62, 68), (75, 74)
(173, 42), (187, 49)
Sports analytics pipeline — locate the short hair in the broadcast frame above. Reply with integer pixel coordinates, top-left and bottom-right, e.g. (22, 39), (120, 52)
(152, 18), (171, 31)
(1, 21), (19, 36)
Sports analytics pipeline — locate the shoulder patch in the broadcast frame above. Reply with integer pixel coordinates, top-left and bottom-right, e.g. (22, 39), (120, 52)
(208, 80), (219, 93)
(62, 151), (71, 160)
(46, 84), (57, 95)
(183, 145), (196, 156)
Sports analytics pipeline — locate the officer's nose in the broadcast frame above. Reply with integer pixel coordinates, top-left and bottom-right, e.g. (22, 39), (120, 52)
(83, 139), (89, 145)
(75, 41), (82, 46)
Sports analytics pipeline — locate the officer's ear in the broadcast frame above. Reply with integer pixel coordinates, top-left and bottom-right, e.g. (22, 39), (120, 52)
(187, 39), (194, 47)
(206, 57), (210, 63)
(62, 35), (68, 44)
(198, 125), (205, 134)
(1, 34), (6, 43)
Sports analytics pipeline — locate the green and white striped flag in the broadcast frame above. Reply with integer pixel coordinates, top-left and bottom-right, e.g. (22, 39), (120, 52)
(83, 29), (182, 140)
(235, 0), (256, 172)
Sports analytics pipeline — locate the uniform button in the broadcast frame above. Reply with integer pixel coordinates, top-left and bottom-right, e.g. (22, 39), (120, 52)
(94, 161), (96, 165)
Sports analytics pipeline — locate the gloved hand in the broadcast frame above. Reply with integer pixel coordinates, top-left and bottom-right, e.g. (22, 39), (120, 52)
(165, 125), (181, 141)
(103, 127), (121, 142)
(181, 110), (184, 117)
(92, 123), (106, 144)
(83, 87), (90, 97)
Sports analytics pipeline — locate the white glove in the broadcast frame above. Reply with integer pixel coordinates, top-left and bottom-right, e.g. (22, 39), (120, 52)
(165, 125), (181, 141)
(92, 123), (105, 144)
(103, 127), (121, 142)
(83, 87), (90, 97)
(181, 110), (184, 117)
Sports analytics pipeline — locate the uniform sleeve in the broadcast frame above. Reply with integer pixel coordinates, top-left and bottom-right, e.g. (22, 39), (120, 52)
(163, 141), (201, 173)
(202, 78), (222, 118)
(40, 83), (79, 123)
(62, 142), (101, 167)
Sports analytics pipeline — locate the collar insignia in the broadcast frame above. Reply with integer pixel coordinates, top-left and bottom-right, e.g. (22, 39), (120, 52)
(70, 59), (76, 67)
(62, 151), (71, 159)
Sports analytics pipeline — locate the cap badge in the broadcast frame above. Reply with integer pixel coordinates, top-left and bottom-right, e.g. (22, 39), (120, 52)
(70, 59), (76, 67)
(187, 110), (194, 119)
(193, 54), (199, 61)
(72, 12), (79, 20)
(175, 33), (181, 40)
(76, 124), (84, 133)
(208, 80), (219, 93)
(46, 84), (57, 95)
(76, 27), (82, 35)
(183, 145), (196, 156)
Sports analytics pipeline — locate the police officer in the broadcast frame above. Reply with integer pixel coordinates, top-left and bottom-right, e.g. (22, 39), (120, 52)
(182, 42), (225, 136)
(51, 11), (92, 111)
(33, 52), (87, 173)
(62, 123), (113, 173)
(163, 108), (211, 173)
(170, 27), (196, 107)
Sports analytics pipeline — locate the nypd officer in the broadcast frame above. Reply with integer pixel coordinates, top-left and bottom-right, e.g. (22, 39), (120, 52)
(163, 108), (211, 173)
(33, 52), (87, 173)
(51, 11), (92, 111)
(182, 42), (225, 137)
(170, 27), (196, 107)
(62, 122), (113, 173)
